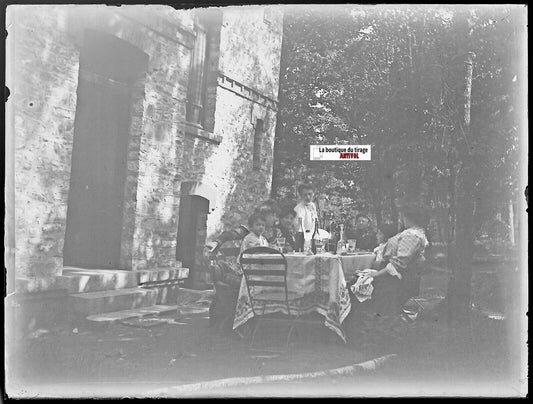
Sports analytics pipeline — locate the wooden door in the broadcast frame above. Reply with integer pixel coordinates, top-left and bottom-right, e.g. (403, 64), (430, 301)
(64, 30), (148, 269)
(176, 193), (209, 288)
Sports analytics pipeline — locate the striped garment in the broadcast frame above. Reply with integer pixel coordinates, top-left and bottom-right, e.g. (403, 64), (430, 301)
(381, 226), (429, 275)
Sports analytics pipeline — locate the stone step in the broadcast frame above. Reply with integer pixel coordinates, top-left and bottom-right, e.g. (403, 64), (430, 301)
(175, 287), (215, 306)
(57, 272), (138, 294)
(141, 283), (181, 305)
(70, 287), (158, 316)
(62, 268), (138, 290)
(86, 305), (178, 324)
(15, 276), (61, 294)
(137, 267), (189, 284)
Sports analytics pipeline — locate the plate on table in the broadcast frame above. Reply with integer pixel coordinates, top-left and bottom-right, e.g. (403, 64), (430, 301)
(345, 251), (374, 255)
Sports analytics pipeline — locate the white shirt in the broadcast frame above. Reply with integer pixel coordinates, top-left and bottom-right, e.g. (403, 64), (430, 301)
(294, 201), (318, 240)
(239, 232), (269, 264)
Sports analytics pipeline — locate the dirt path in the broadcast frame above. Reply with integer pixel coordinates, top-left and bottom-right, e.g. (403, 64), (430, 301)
(6, 264), (518, 398)
(7, 305), (374, 397)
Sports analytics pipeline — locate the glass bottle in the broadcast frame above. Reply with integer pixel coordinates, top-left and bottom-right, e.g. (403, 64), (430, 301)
(295, 217), (305, 252)
(311, 218), (319, 254)
(327, 214), (337, 252)
(336, 224), (347, 254)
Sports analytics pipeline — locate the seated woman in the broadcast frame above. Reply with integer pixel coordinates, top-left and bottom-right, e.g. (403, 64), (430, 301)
(347, 222), (397, 303)
(275, 205), (297, 251)
(345, 203), (429, 344)
(372, 222), (399, 270)
(354, 214), (378, 251)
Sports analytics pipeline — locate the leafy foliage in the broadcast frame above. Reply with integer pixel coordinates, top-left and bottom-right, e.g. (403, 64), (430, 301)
(272, 5), (522, 235)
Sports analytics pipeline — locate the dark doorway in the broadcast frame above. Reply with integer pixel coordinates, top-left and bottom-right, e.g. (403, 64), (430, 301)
(176, 184), (210, 288)
(64, 30), (148, 269)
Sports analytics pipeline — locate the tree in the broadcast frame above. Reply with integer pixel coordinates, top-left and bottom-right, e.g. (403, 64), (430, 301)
(445, 10), (476, 322)
(272, 4), (523, 320)
(272, 6), (453, 222)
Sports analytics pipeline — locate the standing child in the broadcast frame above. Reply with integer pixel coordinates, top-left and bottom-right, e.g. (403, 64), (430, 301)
(293, 183), (318, 246)
(240, 212), (269, 254)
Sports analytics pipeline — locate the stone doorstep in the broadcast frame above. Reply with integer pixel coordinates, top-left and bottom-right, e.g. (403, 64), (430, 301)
(149, 284), (181, 306)
(70, 287), (158, 316)
(15, 267), (189, 296)
(60, 267), (189, 292)
(86, 304), (178, 324)
(137, 267), (190, 284)
(175, 287), (215, 306)
(56, 272), (138, 293)
(62, 267), (138, 277)
(61, 269), (138, 292)
(15, 277), (60, 294)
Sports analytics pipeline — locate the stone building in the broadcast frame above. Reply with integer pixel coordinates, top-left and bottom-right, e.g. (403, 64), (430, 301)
(6, 4), (283, 307)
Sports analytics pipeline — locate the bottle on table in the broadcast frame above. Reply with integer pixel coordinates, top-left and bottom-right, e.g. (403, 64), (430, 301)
(336, 223), (347, 254)
(324, 213), (329, 251)
(311, 218), (319, 254)
(327, 214), (337, 252)
(332, 222), (340, 252)
(295, 217), (305, 252)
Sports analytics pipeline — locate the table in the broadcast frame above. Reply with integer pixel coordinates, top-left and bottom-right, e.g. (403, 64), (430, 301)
(232, 252), (376, 343)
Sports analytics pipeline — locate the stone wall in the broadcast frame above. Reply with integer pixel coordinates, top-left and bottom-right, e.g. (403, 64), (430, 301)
(7, 4), (284, 283)
(204, 6), (283, 237)
(218, 6), (283, 100)
(64, 5), (196, 271)
(8, 6), (80, 279)
(200, 89), (278, 237)
(7, 5), (196, 277)
(176, 6), (283, 240)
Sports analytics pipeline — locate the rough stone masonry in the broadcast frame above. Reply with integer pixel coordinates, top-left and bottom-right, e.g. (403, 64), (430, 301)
(6, 4), (283, 288)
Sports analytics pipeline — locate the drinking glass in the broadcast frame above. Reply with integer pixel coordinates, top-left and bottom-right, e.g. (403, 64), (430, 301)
(277, 237), (286, 252)
(315, 239), (325, 254)
(348, 239), (357, 252)
(303, 239), (312, 254)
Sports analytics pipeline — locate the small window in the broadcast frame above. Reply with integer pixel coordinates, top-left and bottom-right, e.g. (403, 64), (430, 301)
(252, 119), (264, 170)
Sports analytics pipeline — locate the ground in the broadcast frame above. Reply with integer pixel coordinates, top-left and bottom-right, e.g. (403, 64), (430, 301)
(5, 260), (523, 398)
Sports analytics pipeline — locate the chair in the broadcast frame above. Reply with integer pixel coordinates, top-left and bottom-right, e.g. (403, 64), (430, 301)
(239, 246), (315, 349)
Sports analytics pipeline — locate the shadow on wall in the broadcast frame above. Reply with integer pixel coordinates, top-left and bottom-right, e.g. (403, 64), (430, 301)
(198, 99), (277, 238)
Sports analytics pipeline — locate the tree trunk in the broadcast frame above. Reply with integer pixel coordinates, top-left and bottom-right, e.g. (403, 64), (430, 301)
(447, 159), (475, 319)
(446, 49), (476, 323)
(384, 152), (398, 227)
(390, 192), (398, 229)
(373, 159), (383, 226)
(446, 130), (456, 272)
(374, 190), (383, 227)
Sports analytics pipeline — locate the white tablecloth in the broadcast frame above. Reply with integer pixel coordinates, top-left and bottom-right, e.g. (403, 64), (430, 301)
(233, 252), (376, 342)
